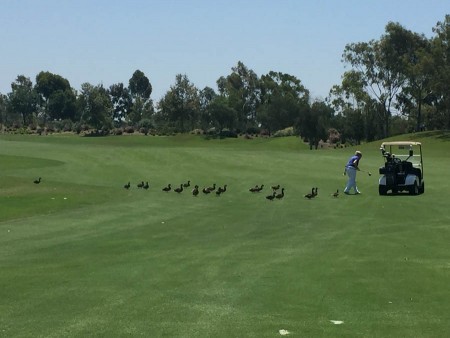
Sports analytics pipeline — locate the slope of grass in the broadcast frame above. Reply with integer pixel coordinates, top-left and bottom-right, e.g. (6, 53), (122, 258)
(0, 132), (449, 337)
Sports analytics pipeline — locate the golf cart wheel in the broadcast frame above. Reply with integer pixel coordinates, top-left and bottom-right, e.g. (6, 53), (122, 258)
(379, 185), (387, 195)
(419, 182), (425, 194)
(409, 182), (419, 195)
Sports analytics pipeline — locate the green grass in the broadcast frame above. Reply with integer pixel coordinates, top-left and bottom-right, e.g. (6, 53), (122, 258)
(1, 132), (450, 337)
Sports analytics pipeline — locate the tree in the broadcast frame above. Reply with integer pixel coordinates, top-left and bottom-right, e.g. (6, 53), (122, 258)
(108, 83), (132, 124)
(208, 96), (236, 131)
(35, 71), (76, 121)
(157, 74), (200, 132)
(342, 24), (408, 138)
(128, 70), (153, 124)
(198, 86), (217, 130)
(428, 15), (450, 129)
(78, 83), (112, 132)
(217, 61), (260, 131)
(258, 71), (309, 134)
(296, 101), (332, 149)
(7, 75), (38, 126)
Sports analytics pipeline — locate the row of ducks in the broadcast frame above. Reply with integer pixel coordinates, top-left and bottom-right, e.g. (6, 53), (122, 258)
(162, 182), (228, 196)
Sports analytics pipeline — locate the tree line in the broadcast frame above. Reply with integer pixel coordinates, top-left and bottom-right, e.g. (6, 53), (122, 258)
(1, 16), (449, 146)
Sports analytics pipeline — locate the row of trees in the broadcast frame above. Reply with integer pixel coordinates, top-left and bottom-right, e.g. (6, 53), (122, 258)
(1, 16), (449, 145)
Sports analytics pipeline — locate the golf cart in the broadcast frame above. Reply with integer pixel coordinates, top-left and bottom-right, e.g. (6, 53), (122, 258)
(378, 141), (424, 195)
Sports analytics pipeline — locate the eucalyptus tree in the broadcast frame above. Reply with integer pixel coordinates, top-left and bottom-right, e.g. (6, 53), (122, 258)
(295, 100), (333, 149)
(428, 15), (450, 129)
(258, 71), (309, 134)
(128, 70), (153, 124)
(35, 71), (76, 121)
(198, 86), (217, 130)
(78, 83), (112, 132)
(208, 95), (236, 132)
(108, 82), (132, 124)
(342, 23), (409, 138)
(7, 75), (38, 126)
(157, 74), (200, 132)
(217, 61), (260, 131)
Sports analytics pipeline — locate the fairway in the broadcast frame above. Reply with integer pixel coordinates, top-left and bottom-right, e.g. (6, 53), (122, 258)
(1, 132), (450, 337)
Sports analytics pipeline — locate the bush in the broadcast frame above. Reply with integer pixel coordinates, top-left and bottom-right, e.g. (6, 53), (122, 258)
(124, 126), (134, 134)
(273, 127), (294, 137)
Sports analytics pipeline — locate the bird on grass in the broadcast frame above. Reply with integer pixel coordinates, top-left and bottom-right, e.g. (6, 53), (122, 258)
(183, 180), (191, 188)
(257, 184), (264, 192)
(206, 183), (216, 192)
(162, 184), (171, 192)
(34, 177), (41, 184)
(266, 191), (276, 201)
(313, 187), (319, 197)
(216, 184), (227, 196)
(192, 185), (199, 196)
(202, 187), (211, 194)
(275, 188), (285, 200)
(174, 184), (183, 193)
(137, 181), (144, 188)
(124, 182), (130, 189)
(143, 182), (149, 190)
(249, 185), (260, 192)
(332, 189), (339, 198)
(271, 184), (280, 191)
(304, 187), (315, 199)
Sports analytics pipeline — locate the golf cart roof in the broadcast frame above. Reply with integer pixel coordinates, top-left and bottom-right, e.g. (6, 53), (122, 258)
(381, 141), (421, 147)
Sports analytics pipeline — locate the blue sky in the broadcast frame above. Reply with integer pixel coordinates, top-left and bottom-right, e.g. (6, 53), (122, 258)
(1, 0), (448, 101)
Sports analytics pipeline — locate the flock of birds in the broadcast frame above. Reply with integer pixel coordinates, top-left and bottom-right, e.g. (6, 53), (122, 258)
(34, 176), (341, 199)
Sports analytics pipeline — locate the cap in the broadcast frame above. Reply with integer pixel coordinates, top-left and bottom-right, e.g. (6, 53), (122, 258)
(355, 150), (362, 156)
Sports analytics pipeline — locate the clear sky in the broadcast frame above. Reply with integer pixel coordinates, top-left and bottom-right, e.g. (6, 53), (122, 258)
(1, 0), (448, 102)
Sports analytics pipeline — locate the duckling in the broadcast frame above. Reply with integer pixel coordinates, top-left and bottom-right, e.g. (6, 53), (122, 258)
(266, 191), (276, 201)
(174, 184), (183, 193)
(249, 185), (260, 192)
(162, 184), (172, 192)
(275, 188), (285, 199)
(34, 177), (41, 184)
(202, 187), (211, 194)
(271, 184), (280, 191)
(124, 182), (130, 189)
(206, 183), (216, 192)
(192, 185), (199, 196)
(137, 181), (144, 188)
(304, 187), (315, 199)
(183, 180), (191, 188)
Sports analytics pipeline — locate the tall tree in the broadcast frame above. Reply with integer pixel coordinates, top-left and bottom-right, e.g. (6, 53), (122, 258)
(296, 101), (333, 149)
(128, 70), (153, 124)
(108, 83), (132, 124)
(7, 75), (38, 126)
(217, 61), (260, 131)
(342, 24), (408, 138)
(198, 86), (217, 130)
(78, 83), (112, 132)
(258, 71), (309, 134)
(157, 74), (200, 132)
(35, 71), (76, 121)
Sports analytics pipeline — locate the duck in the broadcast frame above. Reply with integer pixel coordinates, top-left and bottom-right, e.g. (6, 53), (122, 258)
(34, 177), (41, 184)
(206, 183), (216, 192)
(183, 180), (191, 188)
(304, 187), (315, 199)
(256, 184), (264, 192)
(266, 191), (276, 201)
(143, 182), (149, 190)
(124, 182), (130, 189)
(137, 181), (144, 188)
(202, 187), (211, 194)
(192, 185), (199, 196)
(174, 184), (183, 193)
(313, 187), (319, 197)
(275, 188), (285, 199)
(332, 189), (339, 197)
(249, 185), (260, 192)
(162, 184), (172, 192)
(216, 184), (227, 196)
(271, 184), (280, 191)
